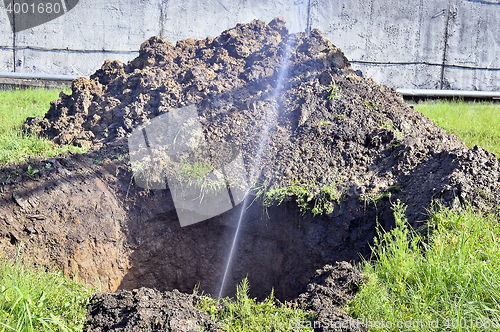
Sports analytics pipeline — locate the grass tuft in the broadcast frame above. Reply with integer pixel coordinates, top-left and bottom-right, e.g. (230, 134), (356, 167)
(197, 278), (315, 331)
(348, 201), (500, 331)
(262, 178), (345, 216)
(0, 258), (96, 331)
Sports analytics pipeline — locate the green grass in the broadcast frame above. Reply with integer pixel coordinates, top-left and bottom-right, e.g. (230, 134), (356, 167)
(176, 159), (229, 196)
(197, 278), (314, 331)
(0, 87), (88, 165)
(327, 83), (342, 100)
(415, 99), (500, 157)
(261, 178), (345, 216)
(347, 100), (500, 331)
(0, 257), (96, 331)
(348, 201), (500, 331)
(0, 87), (96, 330)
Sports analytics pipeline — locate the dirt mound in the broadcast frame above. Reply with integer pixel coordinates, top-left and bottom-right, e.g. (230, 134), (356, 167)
(24, 18), (500, 224)
(85, 288), (219, 331)
(292, 262), (367, 332)
(0, 157), (129, 291)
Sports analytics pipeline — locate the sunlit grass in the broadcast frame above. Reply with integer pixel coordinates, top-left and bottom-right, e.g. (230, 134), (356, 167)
(0, 258), (96, 331)
(415, 99), (500, 157)
(0, 87), (88, 165)
(348, 201), (500, 331)
(0, 87), (68, 133)
(197, 278), (315, 331)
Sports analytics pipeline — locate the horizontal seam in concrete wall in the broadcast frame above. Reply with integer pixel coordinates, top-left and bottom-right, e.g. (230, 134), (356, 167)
(4, 47), (499, 71)
(351, 60), (500, 71)
(0, 45), (139, 54)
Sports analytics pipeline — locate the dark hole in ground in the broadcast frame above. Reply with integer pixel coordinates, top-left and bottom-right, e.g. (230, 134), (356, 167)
(118, 186), (378, 300)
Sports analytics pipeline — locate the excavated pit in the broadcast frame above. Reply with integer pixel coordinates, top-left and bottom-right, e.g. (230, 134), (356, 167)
(1, 18), (500, 317)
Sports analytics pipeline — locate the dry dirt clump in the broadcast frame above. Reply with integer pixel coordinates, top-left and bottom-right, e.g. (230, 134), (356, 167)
(292, 262), (367, 332)
(85, 288), (219, 332)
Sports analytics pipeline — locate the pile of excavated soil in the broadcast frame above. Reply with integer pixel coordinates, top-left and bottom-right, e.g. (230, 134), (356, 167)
(291, 262), (367, 332)
(85, 288), (219, 331)
(24, 18), (500, 225)
(1, 16), (499, 328)
(85, 262), (365, 332)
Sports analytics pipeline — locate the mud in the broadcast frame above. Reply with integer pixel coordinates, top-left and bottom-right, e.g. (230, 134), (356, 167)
(0, 16), (499, 329)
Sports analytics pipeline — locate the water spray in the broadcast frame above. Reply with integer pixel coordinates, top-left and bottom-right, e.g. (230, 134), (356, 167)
(218, 35), (294, 299)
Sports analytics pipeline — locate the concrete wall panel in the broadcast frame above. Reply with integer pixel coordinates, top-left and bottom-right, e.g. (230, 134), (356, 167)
(1, 0), (499, 91)
(442, 0), (500, 90)
(0, 5), (13, 72)
(353, 63), (443, 90)
(15, 49), (139, 76)
(310, 0), (451, 89)
(11, 0), (160, 75)
(444, 67), (500, 92)
(0, 50), (12, 72)
(162, 0), (308, 42)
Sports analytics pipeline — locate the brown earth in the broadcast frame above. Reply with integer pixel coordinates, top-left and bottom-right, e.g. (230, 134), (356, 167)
(84, 262), (366, 331)
(0, 16), (499, 329)
(291, 262), (367, 332)
(85, 288), (220, 331)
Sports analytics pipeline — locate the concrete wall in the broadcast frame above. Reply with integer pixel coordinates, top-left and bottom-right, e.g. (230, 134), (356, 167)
(1, 0), (499, 91)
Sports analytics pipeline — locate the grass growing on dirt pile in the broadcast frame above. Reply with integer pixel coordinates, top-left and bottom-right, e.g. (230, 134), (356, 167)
(348, 201), (500, 331)
(0, 87), (88, 165)
(0, 258), (96, 331)
(415, 99), (500, 157)
(259, 178), (345, 216)
(197, 278), (314, 331)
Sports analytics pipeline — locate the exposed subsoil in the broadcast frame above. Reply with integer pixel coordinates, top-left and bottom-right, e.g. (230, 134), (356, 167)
(0, 17), (499, 330)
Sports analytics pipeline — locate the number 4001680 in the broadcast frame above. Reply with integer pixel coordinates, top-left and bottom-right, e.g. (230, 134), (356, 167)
(5, 2), (62, 14)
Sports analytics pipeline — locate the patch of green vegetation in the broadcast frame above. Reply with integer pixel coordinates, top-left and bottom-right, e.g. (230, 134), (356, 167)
(25, 165), (39, 180)
(0, 131), (89, 166)
(363, 101), (380, 110)
(197, 278), (314, 331)
(327, 83), (342, 100)
(0, 167), (21, 185)
(317, 121), (331, 126)
(176, 159), (230, 197)
(372, 119), (407, 150)
(373, 120), (393, 131)
(178, 160), (213, 183)
(333, 114), (345, 123)
(359, 185), (400, 208)
(415, 99), (500, 157)
(263, 178), (345, 216)
(0, 87), (88, 165)
(0, 87), (69, 132)
(390, 140), (401, 150)
(347, 201), (500, 331)
(0, 256), (96, 331)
